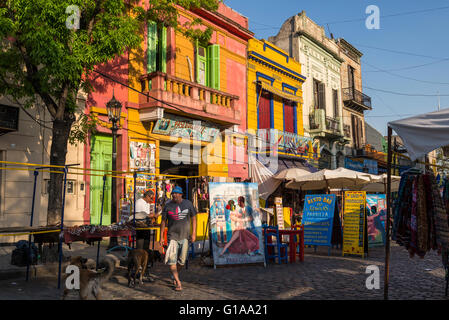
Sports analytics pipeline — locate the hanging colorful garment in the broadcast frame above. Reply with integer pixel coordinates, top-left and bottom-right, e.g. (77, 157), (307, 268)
(430, 174), (449, 249)
(394, 174), (414, 249)
(417, 175), (429, 257)
(423, 174), (438, 251)
(409, 178), (418, 256)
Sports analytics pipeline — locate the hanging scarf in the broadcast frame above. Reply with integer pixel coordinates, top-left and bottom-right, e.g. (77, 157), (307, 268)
(409, 177), (418, 257)
(417, 175), (429, 257)
(429, 174), (449, 249)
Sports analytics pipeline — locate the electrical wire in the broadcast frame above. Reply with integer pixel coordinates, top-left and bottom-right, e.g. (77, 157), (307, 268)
(364, 61), (449, 86)
(364, 86), (449, 97)
(365, 58), (449, 73)
(250, 5), (449, 30)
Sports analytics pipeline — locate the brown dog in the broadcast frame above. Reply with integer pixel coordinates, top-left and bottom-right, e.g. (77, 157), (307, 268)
(62, 256), (115, 300)
(127, 249), (149, 287)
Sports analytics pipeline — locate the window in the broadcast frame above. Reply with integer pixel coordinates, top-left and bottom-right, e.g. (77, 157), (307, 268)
(147, 22), (167, 74)
(258, 90), (272, 130)
(196, 43), (220, 90)
(333, 89), (339, 118)
(196, 46), (207, 86)
(348, 66), (355, 89)
(313, 79), (326, 110)
(283, 100), (296, 133)
(67, 180), (76, 195)
(351, 114), (363, 149)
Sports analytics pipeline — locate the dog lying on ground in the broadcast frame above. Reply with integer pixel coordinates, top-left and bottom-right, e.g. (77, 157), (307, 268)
(127, 249), (149, 287)
(62, 255), (115, 300)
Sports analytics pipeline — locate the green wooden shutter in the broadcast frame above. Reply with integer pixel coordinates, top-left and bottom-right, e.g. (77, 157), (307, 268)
(196, 43), (207, 86)
(208, 44), (220, 90)
(159, 26), (167, 73)
(147, 21), (157, 74)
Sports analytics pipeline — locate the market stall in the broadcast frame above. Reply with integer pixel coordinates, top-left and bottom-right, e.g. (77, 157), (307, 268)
(385, 108), (449, 299)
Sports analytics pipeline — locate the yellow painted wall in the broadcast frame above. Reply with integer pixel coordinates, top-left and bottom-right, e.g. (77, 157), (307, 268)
(247, 39), (304, 135)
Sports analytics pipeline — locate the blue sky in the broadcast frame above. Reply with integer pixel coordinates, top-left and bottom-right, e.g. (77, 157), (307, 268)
(223, 0), (449, 136)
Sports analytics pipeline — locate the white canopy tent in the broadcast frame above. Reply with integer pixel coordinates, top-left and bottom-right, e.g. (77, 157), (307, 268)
(354, 174), (401, 193)
(384, 108), (449, 300)
(388, 108), (449, 161)
(285, 167), (374, 191)
(273, 167), (310, 180)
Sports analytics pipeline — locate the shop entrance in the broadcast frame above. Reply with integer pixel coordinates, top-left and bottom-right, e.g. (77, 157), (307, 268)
(159, 141), (199, 197)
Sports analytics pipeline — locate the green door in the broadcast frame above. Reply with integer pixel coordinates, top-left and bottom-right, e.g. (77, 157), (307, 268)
(90, 135), (112, 225)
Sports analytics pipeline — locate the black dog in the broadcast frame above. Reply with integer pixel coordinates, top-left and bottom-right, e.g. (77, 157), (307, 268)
(147, 249), (162, 268)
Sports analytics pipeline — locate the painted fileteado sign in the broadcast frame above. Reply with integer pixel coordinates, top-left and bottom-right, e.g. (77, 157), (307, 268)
(302, 194), (336, 247)
(153, 114), (220, 142)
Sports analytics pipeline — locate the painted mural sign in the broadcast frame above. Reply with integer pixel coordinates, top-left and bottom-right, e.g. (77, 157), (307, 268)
(302, 194), (336, 247)
(129, 141), (156, 173)
(276, 130), (320, 160)
(153, 114), (220, 142)
(209, 182), (265, 266)
(342, 191), (366, 257)
(256, 129), (320, 160)
(366, 194), (387, 247)
(128, 140), (156, 201)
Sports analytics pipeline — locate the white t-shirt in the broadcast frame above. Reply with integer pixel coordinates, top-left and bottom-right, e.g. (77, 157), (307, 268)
(135, 198), (150, 215)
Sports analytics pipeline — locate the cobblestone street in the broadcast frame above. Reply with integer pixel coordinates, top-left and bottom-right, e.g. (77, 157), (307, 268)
(0, 242), (447, 300)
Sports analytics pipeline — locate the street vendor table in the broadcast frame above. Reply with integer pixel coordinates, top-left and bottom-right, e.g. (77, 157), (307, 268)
(279, 227), (304, 263)
(63, 225), (134, 244)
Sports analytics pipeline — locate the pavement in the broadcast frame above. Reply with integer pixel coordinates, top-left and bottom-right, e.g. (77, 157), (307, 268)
(0, 241), (448, 300)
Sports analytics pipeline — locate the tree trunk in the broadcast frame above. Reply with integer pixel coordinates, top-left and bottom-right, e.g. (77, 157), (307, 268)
(47, 112), (75, 226)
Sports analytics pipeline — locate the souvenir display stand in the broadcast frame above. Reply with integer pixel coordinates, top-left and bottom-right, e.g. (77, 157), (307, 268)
(385, 109), (449, 299)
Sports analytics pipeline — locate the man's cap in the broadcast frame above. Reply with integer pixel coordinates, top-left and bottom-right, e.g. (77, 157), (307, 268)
(172, 186), (183, 194)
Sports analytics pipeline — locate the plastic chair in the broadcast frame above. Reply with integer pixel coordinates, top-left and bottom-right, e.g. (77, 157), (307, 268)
(263, 225), (288, 264)
(107, 236), (133, 257)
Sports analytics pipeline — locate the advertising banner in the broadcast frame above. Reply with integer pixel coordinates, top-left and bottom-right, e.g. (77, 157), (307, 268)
(302, 194), (336, 247)
(153, 114), (220, 142)
(343, 191), (366, 257)
(209, 183), (265, 266)
(366, 194), (387, 247)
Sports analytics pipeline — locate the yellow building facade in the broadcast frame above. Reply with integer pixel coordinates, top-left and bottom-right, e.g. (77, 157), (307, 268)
(247, 39), (319, 164)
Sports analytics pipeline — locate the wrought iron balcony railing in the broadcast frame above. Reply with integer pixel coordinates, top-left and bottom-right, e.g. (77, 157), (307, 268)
(342, 87), (372, 110)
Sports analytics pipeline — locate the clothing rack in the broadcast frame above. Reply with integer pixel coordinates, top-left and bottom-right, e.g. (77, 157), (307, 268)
(386, 127), (449, 299)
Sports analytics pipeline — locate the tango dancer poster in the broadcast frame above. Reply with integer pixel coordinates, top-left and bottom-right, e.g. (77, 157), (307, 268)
(209, 183), (265, 266)
(366, 194), (387, 247)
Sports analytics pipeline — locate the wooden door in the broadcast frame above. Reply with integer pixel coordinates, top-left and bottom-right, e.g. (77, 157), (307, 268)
(90, 135), (112, 225)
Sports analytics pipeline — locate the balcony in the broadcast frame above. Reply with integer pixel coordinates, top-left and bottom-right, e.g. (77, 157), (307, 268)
(308, 109), (345, 139)
(139, 71), (240, 126)
(342, 87), (372, 112)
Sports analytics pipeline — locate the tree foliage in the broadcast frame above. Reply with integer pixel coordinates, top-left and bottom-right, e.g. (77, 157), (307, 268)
(0, 0), (221, 224)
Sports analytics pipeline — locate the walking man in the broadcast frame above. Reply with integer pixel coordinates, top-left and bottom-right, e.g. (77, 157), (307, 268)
(159, 186), (197, 291)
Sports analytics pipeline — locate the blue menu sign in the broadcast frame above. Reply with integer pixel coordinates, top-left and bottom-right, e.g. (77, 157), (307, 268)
(302, 194), (336, 246)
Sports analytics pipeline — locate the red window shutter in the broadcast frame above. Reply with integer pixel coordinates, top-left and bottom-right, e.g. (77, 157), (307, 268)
(284, 100), (295, 133)
(258, 90), (271, 129)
